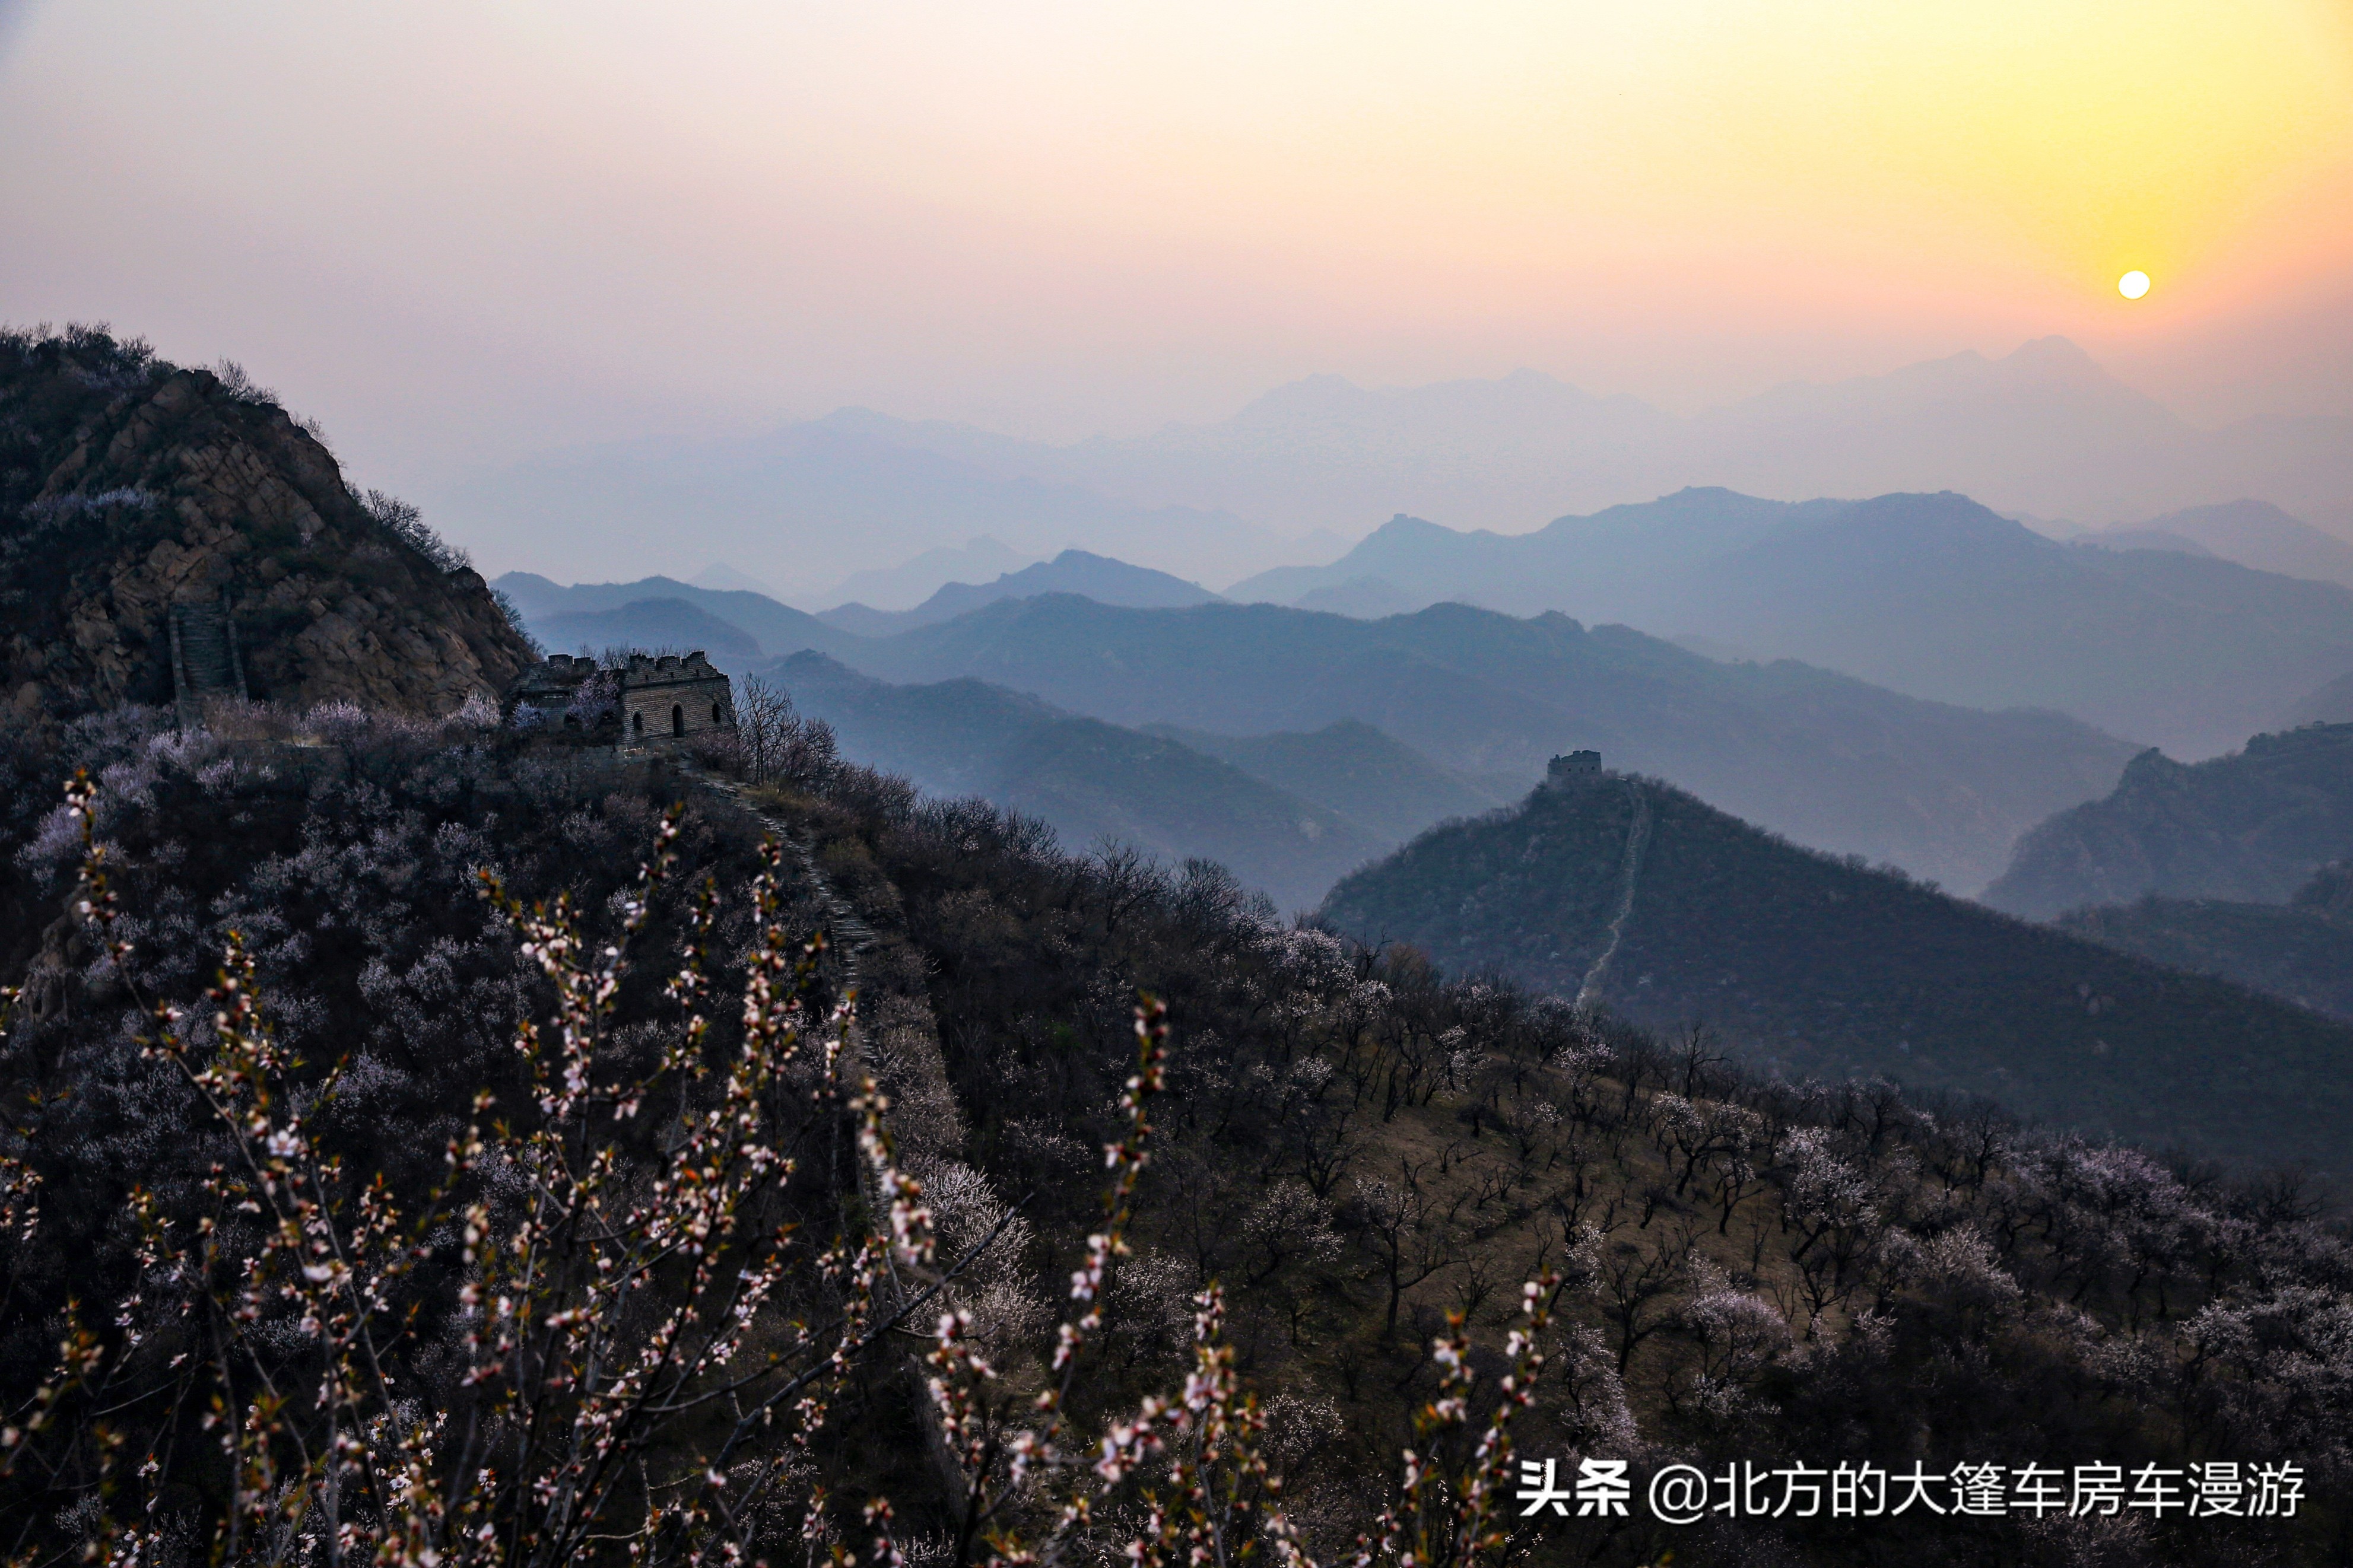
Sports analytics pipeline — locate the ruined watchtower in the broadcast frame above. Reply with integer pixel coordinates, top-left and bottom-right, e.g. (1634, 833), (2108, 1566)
(1546, 749), (1602, 783)
(508, 653), (599, 727)
(617, 652), (735, 746)
(506, 650), (736, 747)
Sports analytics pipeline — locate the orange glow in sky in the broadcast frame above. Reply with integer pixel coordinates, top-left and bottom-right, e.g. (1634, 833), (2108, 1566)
(0, 1), (2347, 475)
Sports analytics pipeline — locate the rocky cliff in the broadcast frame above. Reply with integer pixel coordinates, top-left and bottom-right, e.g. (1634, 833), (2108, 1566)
(1981, 722), (2353, 918)
(1, 325), (535, 722)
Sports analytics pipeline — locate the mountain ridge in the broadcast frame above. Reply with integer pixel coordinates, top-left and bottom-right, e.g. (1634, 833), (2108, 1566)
(1984, 723), (2353, 918)
(494, 571), (856, 662)
(1, 326), (535, 721)
(815, 548), (1220, 637)
(771, 651), (1384, 910)
(1319, 766), (2353, 1169)
(1234, 489), (2353, 756)
(817, 591), (2139, 893)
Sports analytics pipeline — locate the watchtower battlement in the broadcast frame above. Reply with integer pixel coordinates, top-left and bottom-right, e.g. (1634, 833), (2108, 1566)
(616, 651), (735, 745)
(507, 650), (736, 746)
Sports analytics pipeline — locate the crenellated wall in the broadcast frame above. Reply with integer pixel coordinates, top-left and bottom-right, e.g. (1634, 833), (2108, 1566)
(617, 651), (735, 746)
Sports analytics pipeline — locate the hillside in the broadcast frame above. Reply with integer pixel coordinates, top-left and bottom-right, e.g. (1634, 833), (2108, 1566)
(1984, 723), (2353, 917)
(1, 326), (534, 720)
(832, 594), (2138, 893)
(2058, 864), (2353, 1022)
(773, 652), (1383, 909)
(816, 547), (1221, 635)
(7, 698), (2349, 1564)
(1237, 489), (2353, 758)
(1318, 767), (2353, 1170)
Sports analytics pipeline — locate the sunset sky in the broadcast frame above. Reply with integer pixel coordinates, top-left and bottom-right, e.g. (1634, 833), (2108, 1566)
(3, 1), (2349, 515)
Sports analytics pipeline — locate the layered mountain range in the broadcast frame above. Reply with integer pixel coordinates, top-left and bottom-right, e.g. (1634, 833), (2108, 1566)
(814, 549), (1220, 638)
(775, 654), (1401, 911)
(443, 336), (2353, 595)
(494, 566), (2142, 901)
(2085, 500), (2353, 590)
(1231, 489), (2353, 758)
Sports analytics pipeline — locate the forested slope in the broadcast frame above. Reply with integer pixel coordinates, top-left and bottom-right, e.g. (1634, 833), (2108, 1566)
(2, 706), (2345, 1564)
(2057, 864), (2353, 1022)
(1319, 769), (2353, 1170)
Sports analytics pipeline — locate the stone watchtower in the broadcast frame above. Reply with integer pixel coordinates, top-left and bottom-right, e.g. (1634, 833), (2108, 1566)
(506, 650), (737, 748)
(1547, 749), (1602, 783)
(618, 651), (735, 746)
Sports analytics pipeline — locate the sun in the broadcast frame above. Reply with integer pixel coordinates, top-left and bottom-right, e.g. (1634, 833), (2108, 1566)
(2118, 270), (2151, 300)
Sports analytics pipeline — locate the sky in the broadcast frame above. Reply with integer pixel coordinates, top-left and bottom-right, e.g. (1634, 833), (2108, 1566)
(4, 1), (2351, 540)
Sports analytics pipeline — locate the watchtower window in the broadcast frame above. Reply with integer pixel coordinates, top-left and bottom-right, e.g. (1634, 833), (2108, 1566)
(671, 704), (684, 736)
(632, 710), (644, 734)
(712, 701), (722, 723)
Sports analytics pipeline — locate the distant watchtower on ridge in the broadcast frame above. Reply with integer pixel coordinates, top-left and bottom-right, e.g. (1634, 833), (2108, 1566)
(1547, 749), (1602, 783)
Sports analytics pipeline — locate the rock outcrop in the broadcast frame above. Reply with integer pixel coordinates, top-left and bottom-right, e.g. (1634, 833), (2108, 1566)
(1, 326), (535, 721)
(1982, 723), (2353, 918)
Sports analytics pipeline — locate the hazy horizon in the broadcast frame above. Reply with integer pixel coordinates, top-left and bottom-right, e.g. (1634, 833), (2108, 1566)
(5, 2), (2351, 583)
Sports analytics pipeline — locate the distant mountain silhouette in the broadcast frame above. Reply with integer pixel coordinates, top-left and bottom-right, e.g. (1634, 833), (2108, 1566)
(2058, 864), (2353, 1023)
(445, 339), (2353, 598)
(822, 536), (1035, 611)
(533, 597), (761, 663)
(494, 573), (852, 661)
(2111, 500), (2353, 590)
(1318, 768), (2353, 1170)
(688, 562), (784, 596)
(824, 594), (2136, 894)
(815, 549), (1219, 636)
(1138, 718), (1498, 845)
(1983, 724), (2353, 918)
(2079, 527), (2212, 558)
(770, 653), (1381, 911)
(1234, 489), (2353, 756)
(882, 338), (2353, 536)
(448, 422), (1297, 596)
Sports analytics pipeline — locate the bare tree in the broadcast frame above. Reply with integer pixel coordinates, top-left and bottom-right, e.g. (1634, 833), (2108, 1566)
(1594, 1228), (1692, 1372)
(735, 673), (793, 784)
(1355, 1160), (1456, 1332)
